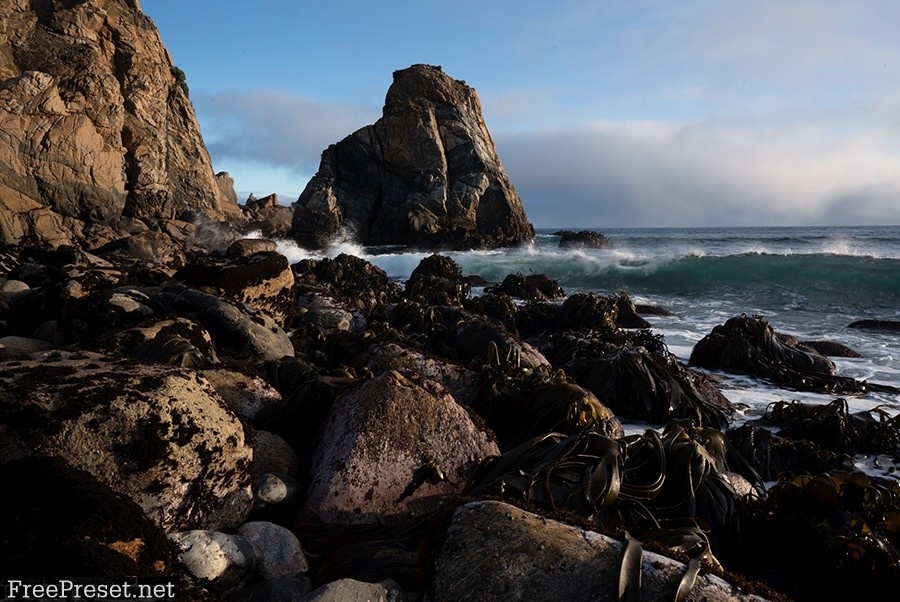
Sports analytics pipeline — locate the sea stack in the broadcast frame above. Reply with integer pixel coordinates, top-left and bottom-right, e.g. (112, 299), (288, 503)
(0, 0), (242, 248)
(291, 64), (535, 250)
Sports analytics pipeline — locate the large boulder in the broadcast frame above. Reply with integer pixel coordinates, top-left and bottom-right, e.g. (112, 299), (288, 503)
(432, 500), (768, 602)
(0, 350), (254, 531)
(291, 64), (534, 250)
(303, 370), (499, 523)
(0, 456), (175, 578)
(0, 0), (241, 247)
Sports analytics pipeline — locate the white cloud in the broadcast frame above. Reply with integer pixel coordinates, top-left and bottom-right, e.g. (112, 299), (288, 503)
(496, 119), (900, 228)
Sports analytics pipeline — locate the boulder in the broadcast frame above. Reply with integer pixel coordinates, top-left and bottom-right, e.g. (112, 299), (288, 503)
(163, 285), (295, 361)
(432, 500), (767, 602)
(252, 431), (302, 479)
(303, 370), (499, 523)
(202, 368), (283, 420)
(0, 0), (241, 247)
(0, 350), (254, 531)
(0, 456), (175, 578)
(236, 521), (309, 579)
(364, 342), (481, 407)
(302, 578), (407, 602)
(242, 194), (293, 238)
(291, 64), (534, 250)
(168, 530), (259, 586)
(174, 252), (296, 328)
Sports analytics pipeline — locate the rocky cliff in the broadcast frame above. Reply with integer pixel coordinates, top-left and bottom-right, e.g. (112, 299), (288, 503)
(0, 0), (241, 248)
(291, 64), (534, 250)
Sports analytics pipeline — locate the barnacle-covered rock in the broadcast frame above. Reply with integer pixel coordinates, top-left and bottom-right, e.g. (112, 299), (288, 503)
(0, 351), (254, 531)
(304, 370), (498, 523)
(0, 456), (175, 578)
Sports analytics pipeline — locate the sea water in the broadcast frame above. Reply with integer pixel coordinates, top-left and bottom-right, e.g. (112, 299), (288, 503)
(267, 225), (900, 476)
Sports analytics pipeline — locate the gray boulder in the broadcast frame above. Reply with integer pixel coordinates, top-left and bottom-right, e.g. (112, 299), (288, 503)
(432, 500), (768, 602)
(303, 370), (499, 523)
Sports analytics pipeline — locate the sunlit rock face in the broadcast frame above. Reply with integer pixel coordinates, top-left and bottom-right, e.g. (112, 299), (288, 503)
(0, 0), (241, 248)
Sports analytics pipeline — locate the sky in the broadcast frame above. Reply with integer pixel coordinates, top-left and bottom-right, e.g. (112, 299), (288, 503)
(141, 0), (900, 228)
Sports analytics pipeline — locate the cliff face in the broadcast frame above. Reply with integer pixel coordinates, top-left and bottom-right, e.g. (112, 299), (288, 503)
(291, 64), (534, 250)
(0, 0), (241, 247)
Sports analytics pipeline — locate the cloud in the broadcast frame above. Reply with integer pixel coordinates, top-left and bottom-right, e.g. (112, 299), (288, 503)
(193, 89), (381, 175)
(495, 119), (900, 228)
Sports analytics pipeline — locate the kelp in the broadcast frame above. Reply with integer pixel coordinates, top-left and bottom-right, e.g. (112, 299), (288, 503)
(464, 421), (748, 562)
(763, 398), (900, 458)
(725, 423), (854, 483)
(475, 368), (623, 449)
(564, 338), (732, 430)
(690, 314), (900, 394)
(737, 470), (900, 600)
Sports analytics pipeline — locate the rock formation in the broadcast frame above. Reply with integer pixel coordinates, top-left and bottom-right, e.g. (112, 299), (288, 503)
(291, 64), (534, 250)
(0, 0), (241, 248)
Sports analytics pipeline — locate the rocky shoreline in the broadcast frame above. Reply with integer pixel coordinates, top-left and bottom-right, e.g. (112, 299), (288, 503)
(2, 238), (899, 601)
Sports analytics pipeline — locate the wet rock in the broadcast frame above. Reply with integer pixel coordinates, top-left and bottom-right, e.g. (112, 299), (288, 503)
(555, 230), (614, 249)
(0, 351), (254, 531)
(0, 456), (174, 578)
(561, 292), (651, 331)
(404, 254), (470, 306)
(848, 319), (900, 333)
(237, 521), (309, 579)
(432, 500), (766, 602)
(490, 273), (565, 301)
(304, 370), (499, 523)
(169, 530), (259, 586)
(690, 314), (888, 394)
(302, 578), (407, 602)
(799, 340), (863, 358)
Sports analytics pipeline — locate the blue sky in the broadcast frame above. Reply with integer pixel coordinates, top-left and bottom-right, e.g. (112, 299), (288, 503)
(142, 1), (900, 227)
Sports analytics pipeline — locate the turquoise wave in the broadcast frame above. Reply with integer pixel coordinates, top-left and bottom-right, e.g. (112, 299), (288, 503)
(457, 251), (900, 304)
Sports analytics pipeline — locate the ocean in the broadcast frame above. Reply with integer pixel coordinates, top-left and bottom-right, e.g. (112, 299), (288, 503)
(269, 225), (900, 477)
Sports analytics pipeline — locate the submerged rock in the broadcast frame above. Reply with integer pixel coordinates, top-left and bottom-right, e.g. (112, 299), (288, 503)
(291, 64), (534, 250)
(555, 230), (614, 249)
